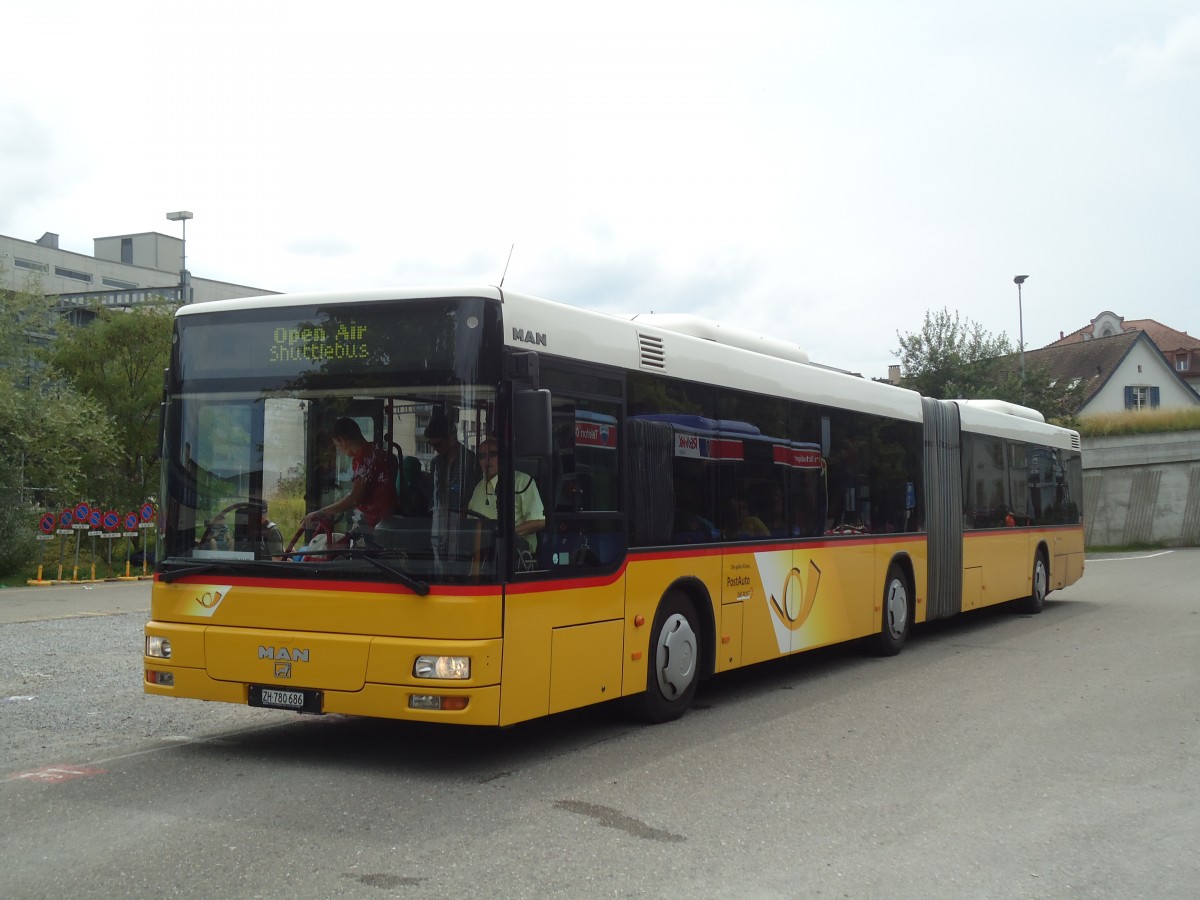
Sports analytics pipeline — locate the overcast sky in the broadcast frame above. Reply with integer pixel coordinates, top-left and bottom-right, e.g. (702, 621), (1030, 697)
(3, 1), (1198, 376)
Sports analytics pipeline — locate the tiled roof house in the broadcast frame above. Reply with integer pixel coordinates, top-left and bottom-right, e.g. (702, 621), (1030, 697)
(1032, 312), (1200, 414)
(1048, 310), (1200, 393)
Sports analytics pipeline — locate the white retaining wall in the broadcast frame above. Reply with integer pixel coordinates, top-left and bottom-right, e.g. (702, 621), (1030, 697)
(1082, 432), (1200, 547)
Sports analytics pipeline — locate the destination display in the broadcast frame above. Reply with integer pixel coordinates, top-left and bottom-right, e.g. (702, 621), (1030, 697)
(175, 300), (478, 383)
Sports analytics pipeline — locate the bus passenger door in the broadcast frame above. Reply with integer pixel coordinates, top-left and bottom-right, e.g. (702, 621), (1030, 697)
(500, 372), (630, 724)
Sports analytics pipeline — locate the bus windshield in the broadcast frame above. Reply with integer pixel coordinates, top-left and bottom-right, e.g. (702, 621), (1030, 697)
(159, 295), (503, 585)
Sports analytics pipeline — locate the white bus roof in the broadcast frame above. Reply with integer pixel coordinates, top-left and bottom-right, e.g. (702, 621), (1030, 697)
(498, 289), (926, 422)
(174, 285), (501, 316)
(177, 285), (1079, 446)
(955, 399), (1080, 450)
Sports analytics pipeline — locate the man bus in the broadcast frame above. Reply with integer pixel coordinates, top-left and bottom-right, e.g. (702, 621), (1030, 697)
(145, 287), (1083, 725)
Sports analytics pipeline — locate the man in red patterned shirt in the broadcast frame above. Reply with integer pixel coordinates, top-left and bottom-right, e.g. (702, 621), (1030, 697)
(301, 417), (397, 539)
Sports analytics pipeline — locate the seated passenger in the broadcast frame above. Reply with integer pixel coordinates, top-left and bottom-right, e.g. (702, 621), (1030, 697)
(722, 498), (770, 539)
(755, 484), (789, 536)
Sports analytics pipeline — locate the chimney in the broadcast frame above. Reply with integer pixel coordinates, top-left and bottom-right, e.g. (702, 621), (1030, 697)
(887, 364), (901, 384)
(36, 232), (60, 249)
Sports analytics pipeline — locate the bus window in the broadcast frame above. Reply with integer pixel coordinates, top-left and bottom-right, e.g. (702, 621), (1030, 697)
(536, 368), (625, 571)
(1007, 442), (1029, 524)
(719, 392), (789, 539)
(867, 418), (923, 534)
(823, 409), (872, 534)
(962, 433), (1007, 529)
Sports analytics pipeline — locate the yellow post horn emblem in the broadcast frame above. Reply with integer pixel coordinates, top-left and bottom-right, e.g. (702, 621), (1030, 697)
(769, 560), (821, 631)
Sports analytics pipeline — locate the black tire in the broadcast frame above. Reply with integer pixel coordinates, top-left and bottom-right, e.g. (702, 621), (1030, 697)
(873, 564), (911, 656)
(634, 590), (701, 723)
(1017, 552), (1048, 615)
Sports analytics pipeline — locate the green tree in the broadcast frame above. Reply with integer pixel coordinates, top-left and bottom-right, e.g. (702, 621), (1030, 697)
(1, 272), (56, 384)
(0, 276), (122, 577)
(989, 360), (1088, 424)
(43, 303), (175, 508)
(895, 307), (1086, 423)
(895, 308), (1014, 400)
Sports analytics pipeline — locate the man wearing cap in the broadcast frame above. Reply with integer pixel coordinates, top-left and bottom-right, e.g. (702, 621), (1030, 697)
(424, 413), (478, 576)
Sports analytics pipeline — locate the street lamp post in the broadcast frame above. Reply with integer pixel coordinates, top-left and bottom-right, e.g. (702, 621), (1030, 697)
(1014, 275), (1029, 383)
(166, 211), (193, 303)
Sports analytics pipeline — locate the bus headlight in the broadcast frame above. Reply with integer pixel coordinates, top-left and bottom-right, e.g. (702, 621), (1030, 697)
(146, 636), (172, 659)
(413, 655), (470, 680)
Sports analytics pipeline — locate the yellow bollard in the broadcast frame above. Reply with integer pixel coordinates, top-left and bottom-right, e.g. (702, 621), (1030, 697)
(116, 557), (139, 582)
(26, 564), (53, 586)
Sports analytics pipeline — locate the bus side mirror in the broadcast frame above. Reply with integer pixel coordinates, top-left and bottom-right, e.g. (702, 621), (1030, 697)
(155, 367), (170, 461)
(514, 389), (552, 458)
(507, 350), (540, 387)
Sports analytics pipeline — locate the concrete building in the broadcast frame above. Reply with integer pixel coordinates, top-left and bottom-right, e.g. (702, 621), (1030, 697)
(1, 228), (276, 323)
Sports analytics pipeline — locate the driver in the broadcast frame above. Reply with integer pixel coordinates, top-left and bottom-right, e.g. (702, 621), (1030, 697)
(467, 435), (545, 554)
(301, 417), (397, 540)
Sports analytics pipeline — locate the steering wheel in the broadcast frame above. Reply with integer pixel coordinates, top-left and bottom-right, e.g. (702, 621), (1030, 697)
(197, 501), (264, 548)
(285, 516), (334, 559)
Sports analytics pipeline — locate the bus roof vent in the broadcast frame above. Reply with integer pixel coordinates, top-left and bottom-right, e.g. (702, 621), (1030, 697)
(1071, 432), (1082, 451)
(627, 313), (809, 364)
(638, 333), (666, 369)
(957, 399), (1045, 423)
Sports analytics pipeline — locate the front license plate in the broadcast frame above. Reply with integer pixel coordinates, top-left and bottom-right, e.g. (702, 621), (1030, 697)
(249, 685), (322, 713)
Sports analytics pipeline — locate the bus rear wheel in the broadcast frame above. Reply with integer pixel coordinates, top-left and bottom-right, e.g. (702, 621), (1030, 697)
(872, 564), (911, 656)
(634, 591), (700, 723)
(1017, 552), (1048, 615)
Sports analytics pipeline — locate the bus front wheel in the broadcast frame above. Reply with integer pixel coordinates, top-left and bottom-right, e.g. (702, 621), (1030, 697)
(873, 564), (911, 656)
(634, 591), (700, 723)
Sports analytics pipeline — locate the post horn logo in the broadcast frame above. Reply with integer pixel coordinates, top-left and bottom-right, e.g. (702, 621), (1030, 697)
(769, 560), (821, 631)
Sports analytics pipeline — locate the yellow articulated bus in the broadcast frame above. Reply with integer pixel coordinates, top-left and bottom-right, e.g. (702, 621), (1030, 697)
(145, 287), (1084, 725)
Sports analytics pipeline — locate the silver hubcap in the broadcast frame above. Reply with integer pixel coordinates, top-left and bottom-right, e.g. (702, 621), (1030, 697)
(1034, 560), (1047, 601)
(655, 613), (697, 700)
(885, 578), (908, 640)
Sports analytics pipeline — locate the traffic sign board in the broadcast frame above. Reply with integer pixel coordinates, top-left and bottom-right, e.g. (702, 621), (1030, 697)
(39, 513), (56, 535)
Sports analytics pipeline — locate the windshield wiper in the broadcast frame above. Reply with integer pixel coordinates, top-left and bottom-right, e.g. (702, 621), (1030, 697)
(158, 555), (430, 595)
(346, 551), (430, 596)
(158, 558), (298, 582)
(158, 562), (223, 583)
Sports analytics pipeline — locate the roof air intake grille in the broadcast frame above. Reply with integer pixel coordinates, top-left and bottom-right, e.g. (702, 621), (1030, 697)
(638, 333), (665, 370)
